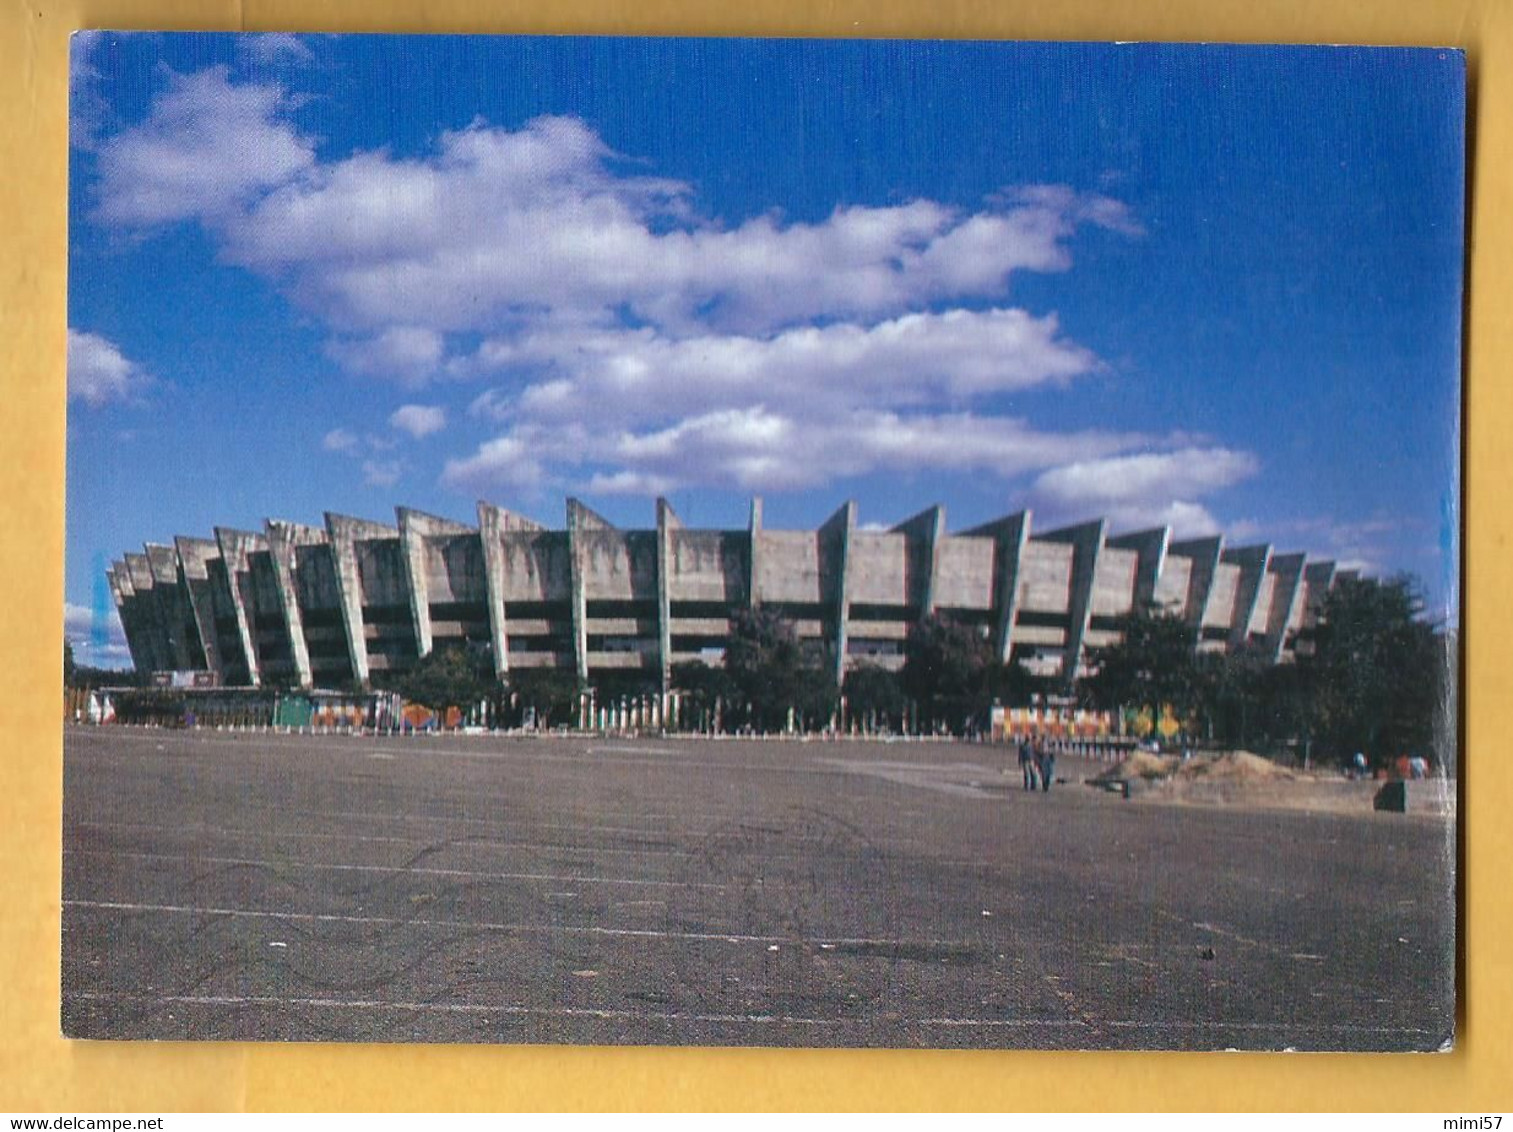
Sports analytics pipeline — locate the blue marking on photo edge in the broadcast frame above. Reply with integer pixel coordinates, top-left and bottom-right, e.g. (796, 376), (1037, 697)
(90, 550), (110, 649)
(1439, 492), (1458, 614)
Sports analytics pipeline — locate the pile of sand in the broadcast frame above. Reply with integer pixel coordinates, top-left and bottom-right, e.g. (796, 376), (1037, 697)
(1172, 750), (1297, 782)
(1094, 751), (1179, 782)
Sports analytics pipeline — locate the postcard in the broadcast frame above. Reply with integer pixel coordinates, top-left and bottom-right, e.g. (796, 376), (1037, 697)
(64, 33), (1461, 1049)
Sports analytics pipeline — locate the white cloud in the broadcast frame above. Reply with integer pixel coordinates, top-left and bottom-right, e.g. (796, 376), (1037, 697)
(88, 70), (1164, 506)
(1031, 448), (1258, 506)
(1225, 518), (1263, 542)
(441, 435), (547, 491)
(324, 326), (446, 385)
(361, 458), (403, 487)
(389, 403), (447, 439)
(323, 426), (409, 487)
(65, 600), (121, 640)
(1228, 514), (1400, 574)
(93, 66), (314, 227)
(171, 106), (1133, 346)
(465, 307), (1097, 428)
(322, 427), (359, 453)
(1112, 500), (1225, 539)
(1025, 447), (1260, 537)
(444, 407), (1143, 496)
(240, 34), (316, 66)
(67, 328), (148, 406)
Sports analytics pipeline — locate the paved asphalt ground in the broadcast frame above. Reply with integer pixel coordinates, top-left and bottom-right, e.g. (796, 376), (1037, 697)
(61, 726), (1456, 1050)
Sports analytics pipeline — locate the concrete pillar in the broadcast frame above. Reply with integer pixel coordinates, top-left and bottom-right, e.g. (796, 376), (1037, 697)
(477, 502), (509, 679)
(655, 497), (681, 694)
(476, 501), (545, 679)
(397, 507), (476, 663)
(891, 504), (946, 619)
(567, 498), (614, 685)
(144, 543), (200, 670)
(107, 562), (151, 674)
(1222, 544), (1272, 651)
(819, 500), (856, 685)
(1169, 535), (1224, 631)
(122, 553), (165, 673)
(214, 528), (267, 687)
(175, 536), (226, 681)
(961, 510), (1031, 663)
(265, 520), (328, 689)
(748, 496), (764, 609)
(324, 512), (399, 688)
(1035, 519), (1106, 683)
(1261, 552), (1307, 661)
(1107, 527), (1171, 612)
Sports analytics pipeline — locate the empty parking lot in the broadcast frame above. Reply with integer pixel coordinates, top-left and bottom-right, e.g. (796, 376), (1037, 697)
(62, 727), (1455, 1050)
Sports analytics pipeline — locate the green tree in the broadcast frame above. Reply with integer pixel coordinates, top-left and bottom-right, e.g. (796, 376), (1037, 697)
(671, 660), (735, 732)
(671, 659), (735, 699)
(64, 640), (76, 689)
(591, 669), (661, 702)
(396, 643), (492, 726)
(1294, 575), (1446, 767)
(115, 688), (188, 725)
(1079, 603), (1203, 732)
(509, 668), (583, 728)
(725, 608), (836, 732)
(984, 657), (1046, 708)
(844, 664), (908, 732)
(1192, 642), (1267, 747)
(901, 613), (993, 734)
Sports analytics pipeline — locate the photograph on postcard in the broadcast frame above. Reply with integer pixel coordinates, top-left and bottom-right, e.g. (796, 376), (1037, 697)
(63, 33), (1461, 1049)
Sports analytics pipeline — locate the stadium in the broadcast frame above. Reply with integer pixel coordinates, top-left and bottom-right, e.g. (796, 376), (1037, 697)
(106, 497), (1348, 693)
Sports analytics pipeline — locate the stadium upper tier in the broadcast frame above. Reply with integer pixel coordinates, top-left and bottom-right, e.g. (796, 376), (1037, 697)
(106, 498), (1349, 690)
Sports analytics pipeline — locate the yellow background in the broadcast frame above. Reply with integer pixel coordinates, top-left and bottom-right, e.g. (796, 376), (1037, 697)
(3, 0), (1507, 1112)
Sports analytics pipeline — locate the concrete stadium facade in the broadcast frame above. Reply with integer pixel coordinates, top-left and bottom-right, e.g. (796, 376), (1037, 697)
(107, 498), (1354, 691)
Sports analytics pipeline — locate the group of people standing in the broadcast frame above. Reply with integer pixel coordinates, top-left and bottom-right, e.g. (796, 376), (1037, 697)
(1016, 737), (1057, 793)
(1348, 751), (1433, 780)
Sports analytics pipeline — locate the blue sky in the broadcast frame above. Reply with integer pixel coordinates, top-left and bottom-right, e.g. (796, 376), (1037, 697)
(65, 34), (1464, 666)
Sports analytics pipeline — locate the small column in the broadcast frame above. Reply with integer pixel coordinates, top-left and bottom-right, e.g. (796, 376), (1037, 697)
(567, 499), (614, 686)
(324, 512), (399, 688)
(1169, 535), (1225, 631)
(397, 507), (477, 663)
(476, 501), (546, 680)
(567, 499), (590, 685)
(1223, 544), (1273, 651)
(214, 528), (267, 687)
(961, 510), (1031, 663)
(107, 562), (150, 675)
(175, 536), (226, 682)
(819, 500), (857, 685)
(655, 498), (681, 695)
(1034, 519), (1106, 683)
(477, 501), (510, 680)
(891, 504), (947, 619)
(265, 520), (327, 689)
(123, 553), (165, 673)
(748, 496), (764, 609)
(1261, 552), (1307, 661)
(1107, 526), (1171, 612)
(145, 543), (200, 671)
